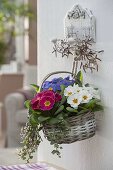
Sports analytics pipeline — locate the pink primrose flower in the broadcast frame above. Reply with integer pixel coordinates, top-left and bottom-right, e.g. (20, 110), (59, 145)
(31, 90), (56, 111)
(42, 90), (55, 99)
(39, 96), (55, 111)
(31, 91), (45, 110)
(55, 93), (62, 102)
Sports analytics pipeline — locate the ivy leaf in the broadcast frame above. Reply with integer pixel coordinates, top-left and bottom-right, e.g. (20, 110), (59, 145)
(66, 107), (78, 113)
(30, 84), (40, 92)
(54, 105), (64, 115)
(24, 100), (30, 109)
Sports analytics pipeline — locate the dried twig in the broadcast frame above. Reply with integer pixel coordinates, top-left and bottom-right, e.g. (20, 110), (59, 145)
(52, 38), (103, 74)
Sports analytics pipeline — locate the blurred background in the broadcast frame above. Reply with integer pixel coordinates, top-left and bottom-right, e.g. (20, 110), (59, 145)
(0, 0), (37, 164)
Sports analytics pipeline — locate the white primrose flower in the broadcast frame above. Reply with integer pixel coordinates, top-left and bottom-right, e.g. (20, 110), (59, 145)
(92, 89), (100, 100)
(64, 85), (74, 97)
(73, 84), (83, 94)
(82, 85), (100, 100)
(81, 90), (93, 103)
(67, 94), (82, 109)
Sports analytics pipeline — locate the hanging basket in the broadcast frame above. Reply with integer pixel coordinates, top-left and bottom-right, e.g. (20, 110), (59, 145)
(43, 111), (96, 144)
(41, 71), (96, 144)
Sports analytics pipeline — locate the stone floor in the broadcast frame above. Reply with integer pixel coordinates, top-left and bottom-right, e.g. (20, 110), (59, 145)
(0, 148), (37, 166)
(0, 148), (65, 170)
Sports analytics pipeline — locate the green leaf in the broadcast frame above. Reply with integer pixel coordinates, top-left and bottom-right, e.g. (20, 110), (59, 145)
(48, 118), (59, 124)
(85, 99), (96, 109)
(54, 105), (64, 115)
(56, 113), (64, 120)
(32, 110), (41, 115)
(66, 107), (78, 113)
(29, 114), (38, 126)
(76, 71), (83, 82)
(92, 104), (103, 112)
(78, 109), (89, 115)
(60, 85), (66, 95)
(24, 100), (30, 109)
(75, 79), (82, 87)
(30, 84), (40, 92)
(59, 96), (66, 106)
(38, 116), (50, 123)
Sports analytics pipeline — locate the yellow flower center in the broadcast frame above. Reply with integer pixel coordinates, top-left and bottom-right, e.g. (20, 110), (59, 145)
(77, 90), (80, 92)
(44, 101), (51, 106)
(83, 95), (88, 100)
(48, 87), (53, 90)
(73, 98), (78, 104)
(68, 92), (72, 96)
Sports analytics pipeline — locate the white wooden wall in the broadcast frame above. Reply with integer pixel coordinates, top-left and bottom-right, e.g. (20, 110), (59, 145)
(37, 0), (113, 169)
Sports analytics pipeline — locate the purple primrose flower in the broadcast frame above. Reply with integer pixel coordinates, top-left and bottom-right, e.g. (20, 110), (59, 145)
(42, 76), (75, 91)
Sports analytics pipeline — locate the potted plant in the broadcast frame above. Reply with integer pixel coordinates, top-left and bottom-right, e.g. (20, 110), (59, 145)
(19, 70), (103, 162)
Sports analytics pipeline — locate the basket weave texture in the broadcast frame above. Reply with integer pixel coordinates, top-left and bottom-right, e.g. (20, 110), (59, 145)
(43, 111), (96, 144)
(41, 71), (96, 144)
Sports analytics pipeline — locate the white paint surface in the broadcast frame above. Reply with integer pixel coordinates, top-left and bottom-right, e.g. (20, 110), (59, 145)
(23, 64), (37, 87)
(37, 0), (113, 170)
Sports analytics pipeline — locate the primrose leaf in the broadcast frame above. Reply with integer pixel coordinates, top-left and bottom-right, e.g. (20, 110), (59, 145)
(78, 109), (89, 115)
(38, 116), (50, 123)
(76, 71), (83, 82)
(30, 84), (40, 92)
(32, 110), (41, 115)
(55, 105), (64, 115)
(66, 107), (78, 113)
(60, 85), (65, 91)
(56, 113), (64, 120)
(60, 85), (66, 95)
(92, 104), (103, 112)
(59, 96), (66, 106)
(24, 100), (30, 109)
(29, 114), (39, 126)
(85, 99), (96, 109)
(48, 118), (59, 124)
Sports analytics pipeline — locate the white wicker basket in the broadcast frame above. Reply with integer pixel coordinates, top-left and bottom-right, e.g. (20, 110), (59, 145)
(43, 111), (96, 144)
(41, 71), (96, 144)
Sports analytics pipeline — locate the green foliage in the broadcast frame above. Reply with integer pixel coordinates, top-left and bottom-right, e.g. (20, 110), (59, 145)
(60, 84), (66, 96)
(38, 115), (50, 123)
(0, 41), (7, 65)
(30, 84), (40, 93)
(19, 71), (104, 163)
(54, 105), (64, 115)
(66, 107), (78, 113)
(24, 100), (30, 109)
(18, 123), (42, 163)
(59, 96), (66, 106)
(0, 0), (34, 65)
(29, 114), (39, 126)
(74, 71), (83, 86)
(76, 71), (83, 82)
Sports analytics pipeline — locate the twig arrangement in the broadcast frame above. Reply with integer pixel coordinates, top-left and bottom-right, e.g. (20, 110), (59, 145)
(52, 38), (103, 75)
